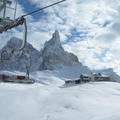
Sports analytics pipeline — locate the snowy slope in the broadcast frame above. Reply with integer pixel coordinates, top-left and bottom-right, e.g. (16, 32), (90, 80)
(0, 71), (120, 120)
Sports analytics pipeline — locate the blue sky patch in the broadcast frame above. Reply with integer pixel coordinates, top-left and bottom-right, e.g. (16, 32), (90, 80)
(18, 0), (47, 20)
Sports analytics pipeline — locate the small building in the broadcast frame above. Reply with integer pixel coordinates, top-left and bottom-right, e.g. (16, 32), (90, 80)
(82, 73), (111, 82)
(93, 73), (111, 81)
(0, 73), (35, 84)
(65, 73), (111, 84)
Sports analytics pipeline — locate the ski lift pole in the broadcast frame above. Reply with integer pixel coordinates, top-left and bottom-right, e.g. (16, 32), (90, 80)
(18, 0), (66, 52)
(18, 17), (27, 51)
(18, 0), (66, 50)
(14, 0), (17, 20)
(3, 0), (7, 18)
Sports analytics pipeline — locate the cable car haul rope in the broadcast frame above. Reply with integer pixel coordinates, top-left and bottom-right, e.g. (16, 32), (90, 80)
(0, 0), (66, 60)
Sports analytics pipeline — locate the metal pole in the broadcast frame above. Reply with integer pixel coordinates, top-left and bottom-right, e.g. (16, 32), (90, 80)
(3, 0), (6, 18)
(14, 0), (17, 19)
(19, 18), (27, 51)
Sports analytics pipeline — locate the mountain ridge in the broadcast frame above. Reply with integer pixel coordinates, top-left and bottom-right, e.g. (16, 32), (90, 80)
(0, 30), (119, 82)
(39, 30), (81, 70)
(0, 30), (83, 72)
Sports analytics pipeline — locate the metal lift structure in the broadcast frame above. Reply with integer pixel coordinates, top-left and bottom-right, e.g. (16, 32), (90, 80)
(0, 0), (66, 59)
(0, 0), (66, 83)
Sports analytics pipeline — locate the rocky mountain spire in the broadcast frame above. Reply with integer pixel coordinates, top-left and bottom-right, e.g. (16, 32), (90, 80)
(0, 30), (81, 72)
(39, 30), (80, 70)
(52, 30), (60, 42)
(44, 30), (62, 49)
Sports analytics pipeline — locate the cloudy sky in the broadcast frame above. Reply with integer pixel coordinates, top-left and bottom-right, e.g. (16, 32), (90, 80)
(1, 0), (120, 74)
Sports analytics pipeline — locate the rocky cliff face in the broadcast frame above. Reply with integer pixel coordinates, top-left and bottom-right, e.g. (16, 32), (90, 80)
(38, 30), (81, 70)
(0, 31), (81, 72)
(0, 37), (41, 72)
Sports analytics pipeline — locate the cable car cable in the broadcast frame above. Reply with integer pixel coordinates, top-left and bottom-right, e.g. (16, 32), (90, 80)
(22, 0), (66, 17)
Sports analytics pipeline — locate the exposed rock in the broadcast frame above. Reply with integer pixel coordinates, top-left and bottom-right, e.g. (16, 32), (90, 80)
(39, 30), (81, 70)
(0, 37), (41, 72)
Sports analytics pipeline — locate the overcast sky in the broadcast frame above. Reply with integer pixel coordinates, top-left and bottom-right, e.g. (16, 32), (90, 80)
(1, 0), (120, 74)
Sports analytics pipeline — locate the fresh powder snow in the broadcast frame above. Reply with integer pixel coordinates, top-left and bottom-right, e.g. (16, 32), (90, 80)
(0, 71), (120, 120)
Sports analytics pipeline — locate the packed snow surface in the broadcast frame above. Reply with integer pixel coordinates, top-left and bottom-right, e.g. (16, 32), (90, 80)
(0, 71), (120, 120)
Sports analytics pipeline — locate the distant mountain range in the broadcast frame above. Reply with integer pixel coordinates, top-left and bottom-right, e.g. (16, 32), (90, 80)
(0, 30), (119, 82)
(0, 30), (83, 71)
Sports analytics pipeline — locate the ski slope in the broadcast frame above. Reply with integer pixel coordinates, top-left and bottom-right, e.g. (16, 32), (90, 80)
(0, 71), (120, 120)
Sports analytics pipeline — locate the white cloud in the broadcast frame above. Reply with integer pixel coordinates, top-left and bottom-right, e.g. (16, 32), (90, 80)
(1, 0), (120, 75)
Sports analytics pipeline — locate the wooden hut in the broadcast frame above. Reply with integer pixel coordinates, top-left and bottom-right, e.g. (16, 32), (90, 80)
(0, 73), (35, 84)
